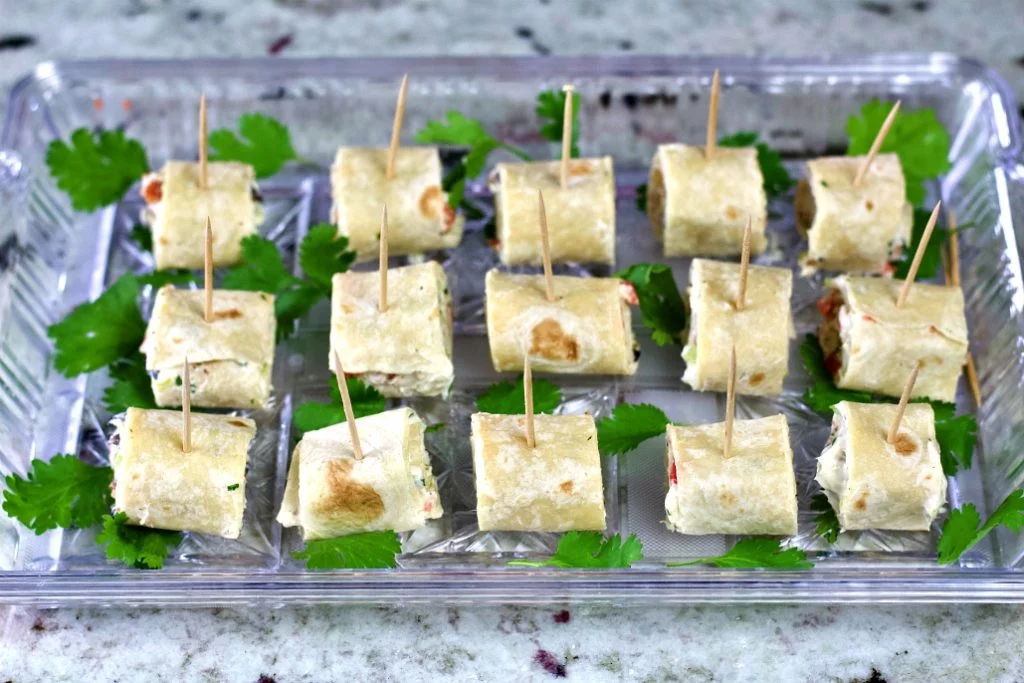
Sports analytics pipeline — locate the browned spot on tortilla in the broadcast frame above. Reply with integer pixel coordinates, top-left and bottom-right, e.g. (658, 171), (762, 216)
(892, 432), (917, 456)
(719, 491), (737, 506)
(212, 308), (243, 321)
(725, 206), (738, 220)
(158, 237), (169, 245)
(227, 419), (248, 428)
(749, 372), (766, 386)
(418, 185), (446, 220)
(865, 199), (874, 211)
(854, 491), (869, 511)
(314, 459), (385, 526)
(171, 337), (183, 344)
(559, 480), (574, 494)
(530, 319), (579, 362)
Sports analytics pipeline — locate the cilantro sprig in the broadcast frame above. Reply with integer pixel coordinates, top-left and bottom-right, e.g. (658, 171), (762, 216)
(46, 128), (149, 212)
(292, 531), (402, 570)
(102, 352), (157, 413)
(811, 493), (841, 544)
(293, 376), (386, 434)
(209, 113), (306, 179)
(670, 539), (813, 569)
(97, 512), (182, 570)
(938, 490), (1024, 565)
(508, 532), (643, 569)
(2, 455), (113, 534)
(596, 403), (671, 457)
(615, 263), (687, 346)
(476, 376), (562, 415)
(536, 88), (581, 158)
(718, 131), (794, 198)
(846, 100), (951, 206)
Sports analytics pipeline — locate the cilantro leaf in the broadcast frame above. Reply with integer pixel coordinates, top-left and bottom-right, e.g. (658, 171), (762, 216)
(97, 512), (181, 570)
(892, 208), (947, 280)
(811, 493), (841, 544)
(299, 223), (356, 291)
(718, 131), (795, 198)
(938, 490), (1024, 565)
(292, 531), (401, 569)
(46, 128), (149, 212)
(2, 455), (113, 534)
(273, 281), (323, 341)
(846, 100), (951, 206)
(635, 182), (648, 212)
(798, 334), (875, 414)
(47, 274), (146, 377)
(509, 532), (643, 569)
(615, 263), (687, 346)
(476, 376), (562, 415)
(102, 351), (157, 413)
(596, 403), (670, 457)
(129, 224), (153, 252)
(293, 376), (387, 433)
(208, 113), (299, 179)
(536, 89), (581, 158)
(137, 269), (200, 289)
(670, 538), (813, 569)
(932, 403), (977, 476)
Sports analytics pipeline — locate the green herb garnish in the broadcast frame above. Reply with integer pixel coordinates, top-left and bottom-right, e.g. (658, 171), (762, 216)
(615, 263), (687, 346)
(293, 531), (402, 570)
(46, 128), (149, 212)
(509, 532), (643, 569)
(2, 455), (113, 534)
(670, 538), (813, 569)
(476, 376), (561, 415)
(596, 403), (671, 457)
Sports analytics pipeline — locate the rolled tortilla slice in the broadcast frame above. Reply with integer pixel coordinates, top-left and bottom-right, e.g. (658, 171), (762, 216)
(795, 154), (913, 275)
(682, 258), (793, 396)
(818, 275), (968, 403)
(816, 401), (946, 531)
(489, 157), (616, 265)
(276, 407), (442, 540)
(665, 414), (797, 536)
(330, 261), (454, 398)
(142, 161), (263, 270)
(647, 144), (767, 257)
(471, 413), (606, 532)
(485, 269), (638, 375)
(141, 286), (277, 409)
(110, 407), (256, 539)
(330, 147), (464, 261)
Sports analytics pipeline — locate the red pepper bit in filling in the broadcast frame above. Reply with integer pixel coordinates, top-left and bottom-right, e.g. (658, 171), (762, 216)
(142, 178), (163, 204)
(619, 281), (639, 306)
(669, 460), (678, 485)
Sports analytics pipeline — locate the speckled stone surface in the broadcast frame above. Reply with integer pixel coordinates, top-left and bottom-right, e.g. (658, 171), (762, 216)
(3, 1), (1024, 681)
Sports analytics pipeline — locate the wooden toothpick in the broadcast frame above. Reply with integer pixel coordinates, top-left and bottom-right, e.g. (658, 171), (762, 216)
(181, 357), (192, 453)
(705, 69), (721, 160)
(723, 345), (737, 459)
(204, 217), (213, 323)
(199, 94), (208, 190)
(332, 350), (364, 460)
(538, 190), (555, 302)
(944, 209), (982, 408)
(887, 362), (921, 444)
(385, 74), (409, 181)
(897, 200), (942, 308)
(736, 216), (752, 311)
(853, 100), (901, 187)
(379, 204), (389, 312)
(524, 353), (536, 449)
(560, 84), (575, 191)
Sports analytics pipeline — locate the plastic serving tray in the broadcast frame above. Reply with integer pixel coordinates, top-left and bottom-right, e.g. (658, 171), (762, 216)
(1, 55), (1023, 606)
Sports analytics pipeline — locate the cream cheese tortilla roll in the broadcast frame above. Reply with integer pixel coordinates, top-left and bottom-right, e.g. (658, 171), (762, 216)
(682, 259), (793, 396)
(140, 161), (263, 270)
(647, 144), (767, 257)
(471, 413), (606, 532)
(141, 286), (277, 409)
(817, 275), (967, 403)
(277, 407), (442, 540)
(330, 261), (454, 398)
(795, 154), (913, 275)
(816, 401), (945, 531)
(330, 147), (464, 261)
(489, 157), (616, 265)
(665, 414), (797, 536)
(484, 269), (638, 375)
(110, 408), (255, 539)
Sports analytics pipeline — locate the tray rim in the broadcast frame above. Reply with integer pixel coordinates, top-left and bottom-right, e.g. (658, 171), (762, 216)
(2, 53), (1024, 605)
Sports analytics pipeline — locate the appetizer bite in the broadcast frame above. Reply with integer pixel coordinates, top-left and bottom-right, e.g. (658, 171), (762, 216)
(110, 407), (256, 539)
(646, 71), (767, 257)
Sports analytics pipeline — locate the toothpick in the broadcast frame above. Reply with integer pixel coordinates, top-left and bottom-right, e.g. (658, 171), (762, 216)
(560, 84), (575, 191)
(704, 69), (720, 160)
(523, 353), (536, 449)
(853, 100), (901, 187)
(897, 200), (942, 308)
(332, 350), (364, 460)
(736, 217), (752, 311)
(379, 204), (389, 312)
(723, 345), (737, 459)
(887, 362), (921, 444)
(198, 94), (208, 190)
(944, 210), (982, 408)
(538, 190), (555, 302)
(385, 74), (409, 181)
(204, 217), (213, 323)
(181, 357), (192, 453)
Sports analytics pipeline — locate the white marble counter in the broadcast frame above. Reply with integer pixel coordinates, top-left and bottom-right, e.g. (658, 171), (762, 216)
(2, 1), (1024, 681)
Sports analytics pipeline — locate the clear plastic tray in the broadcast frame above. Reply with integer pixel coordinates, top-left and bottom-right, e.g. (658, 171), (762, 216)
(1, 55), (1023, 605)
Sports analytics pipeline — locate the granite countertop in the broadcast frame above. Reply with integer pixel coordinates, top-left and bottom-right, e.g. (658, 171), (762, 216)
(3, 1), (1024, 681)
